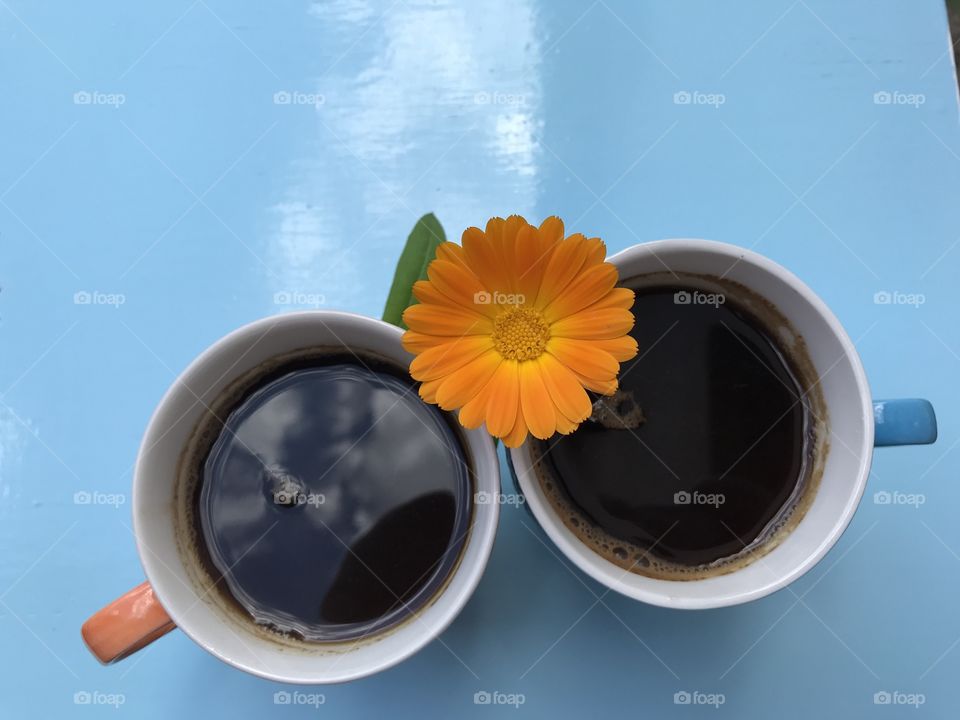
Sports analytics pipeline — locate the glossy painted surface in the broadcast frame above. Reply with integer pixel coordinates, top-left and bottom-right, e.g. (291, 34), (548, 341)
(1, 0), (959, 717)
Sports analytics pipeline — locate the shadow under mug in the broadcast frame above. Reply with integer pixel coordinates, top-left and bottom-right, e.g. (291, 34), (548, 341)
(81, 311), (500, 683)
(508, 239), (937, 610)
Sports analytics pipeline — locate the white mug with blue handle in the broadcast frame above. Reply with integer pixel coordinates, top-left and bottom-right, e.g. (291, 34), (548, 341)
(508, 239), (936, 609)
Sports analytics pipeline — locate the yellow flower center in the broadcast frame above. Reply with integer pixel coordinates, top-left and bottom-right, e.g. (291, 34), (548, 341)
(492, 306), (550, 361)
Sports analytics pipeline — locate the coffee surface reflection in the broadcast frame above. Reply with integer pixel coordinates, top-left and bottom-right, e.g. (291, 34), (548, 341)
(200, 360), (471, 641)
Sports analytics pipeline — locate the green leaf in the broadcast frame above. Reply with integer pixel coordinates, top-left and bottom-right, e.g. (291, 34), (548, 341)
(382, 213), (446, 328)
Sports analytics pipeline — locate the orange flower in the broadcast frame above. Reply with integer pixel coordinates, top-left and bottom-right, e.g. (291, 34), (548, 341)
(401, 215), (638, 447)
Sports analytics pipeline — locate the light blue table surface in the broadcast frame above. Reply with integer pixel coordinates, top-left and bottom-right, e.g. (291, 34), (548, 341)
(2, 1), (959, 717)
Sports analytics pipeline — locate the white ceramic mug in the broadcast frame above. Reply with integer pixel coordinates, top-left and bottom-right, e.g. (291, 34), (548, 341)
(81, 311), (500, 683)
(508, 239), (936, 610)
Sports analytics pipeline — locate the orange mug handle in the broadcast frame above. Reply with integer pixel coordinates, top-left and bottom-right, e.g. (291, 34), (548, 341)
(81, 581), (176, 664)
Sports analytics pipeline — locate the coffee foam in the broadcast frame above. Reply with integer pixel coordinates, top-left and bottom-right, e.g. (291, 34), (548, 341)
(532, 271), (829, 581)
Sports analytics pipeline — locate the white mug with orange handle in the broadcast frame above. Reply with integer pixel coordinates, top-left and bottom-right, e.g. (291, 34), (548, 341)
(81, 311), (500, 683)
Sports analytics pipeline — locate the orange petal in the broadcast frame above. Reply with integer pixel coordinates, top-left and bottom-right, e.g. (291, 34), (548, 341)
(419, 379), (443, 404)
(497, 215), (527, 289)
(535, 234), (591, 309)
(401, 330), (449, 354)
(427, 259), (497, 318)
(411, 280), (454, 307)
(403, 302), (492, 336)
(435, 241), (470, 269)
(502, 408), (529, 447)
(583, 237), (607, 267)
(484, 360), (520, 437)
(485, 217), (505, 245)
(542, 262), (618, 323)
(583, 286), (635, 311)
(538, 216), (565, 248)
(537, 353), (593, 423)
(458, 374), (497, 429)
(534, 219), (562, 276)
(435, 243), (485, 290)
(584, 336), (639, 362)
(514, 224), (546, 308)
(463, 225), (509, 293)
(503, 214), (529, 241)
(519, 360), (556, 440)
(549, 307), (635, 340)
(571, 371), (618, 396)
(554, 412), (578, 435)
(409, 335), (494, 381)
(547, 337), (619, 381)
(435, 351), (502, 410)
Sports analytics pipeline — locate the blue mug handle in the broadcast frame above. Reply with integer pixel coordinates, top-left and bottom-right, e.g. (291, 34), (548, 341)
(873, 399), (937, 446)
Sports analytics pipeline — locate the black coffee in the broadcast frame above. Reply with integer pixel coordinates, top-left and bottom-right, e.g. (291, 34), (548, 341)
(535, 284), (813, 578)
(197, 354), (472, 641)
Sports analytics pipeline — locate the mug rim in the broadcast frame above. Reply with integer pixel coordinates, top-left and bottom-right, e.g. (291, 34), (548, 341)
(132, 310), (500, 682)
(509, 239), (874, 609)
